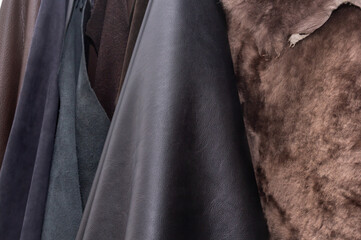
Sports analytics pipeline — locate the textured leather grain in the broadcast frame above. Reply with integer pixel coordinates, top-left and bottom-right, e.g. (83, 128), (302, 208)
(76, 0), (268, 239)
(0, 0), (40, 166)
(0, 0), (67, 239)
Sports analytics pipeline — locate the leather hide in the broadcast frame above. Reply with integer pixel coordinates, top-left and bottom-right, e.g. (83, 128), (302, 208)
(221, 0), (361, 239)
(75, 0), (269, 239)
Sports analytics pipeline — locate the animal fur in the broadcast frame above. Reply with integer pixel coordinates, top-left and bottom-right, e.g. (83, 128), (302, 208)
(221, 1), (361, 239)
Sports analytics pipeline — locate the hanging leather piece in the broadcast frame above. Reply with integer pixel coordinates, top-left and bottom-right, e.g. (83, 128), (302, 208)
(0, 0), (40, 166)
(41, 1), (110, 239)
(0, 0), (68, 239)
(84, 0), (132, 118)
(76, 0), (268, 239)
(117, 0), (149, 98)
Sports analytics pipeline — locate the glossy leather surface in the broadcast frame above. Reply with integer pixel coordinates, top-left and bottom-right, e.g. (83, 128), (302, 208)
(76, 0), (269, 239)
(0, 0), (67, 239)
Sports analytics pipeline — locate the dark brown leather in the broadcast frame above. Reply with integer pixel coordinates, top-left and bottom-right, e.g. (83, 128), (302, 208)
(127, 0), (135, 18)
(117, 0), (149, 100)
(85, 0), (132, 118)
(0, 0), (40, 166)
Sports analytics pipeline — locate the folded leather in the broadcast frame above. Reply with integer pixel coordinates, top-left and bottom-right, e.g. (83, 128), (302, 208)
(76, 0), (268, 239)
(41, 1), (110, 239)
(0, 0), (67, 239)
(0, 0), (40, 166)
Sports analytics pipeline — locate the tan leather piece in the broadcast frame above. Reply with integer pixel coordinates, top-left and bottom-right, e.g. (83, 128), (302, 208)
(0, 0), (41, 166)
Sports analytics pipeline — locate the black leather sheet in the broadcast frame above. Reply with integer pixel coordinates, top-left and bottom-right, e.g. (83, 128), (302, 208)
(76, 0), (268, 239)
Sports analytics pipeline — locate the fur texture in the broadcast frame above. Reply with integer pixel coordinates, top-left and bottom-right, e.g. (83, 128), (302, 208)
(221, 1), (361, 239)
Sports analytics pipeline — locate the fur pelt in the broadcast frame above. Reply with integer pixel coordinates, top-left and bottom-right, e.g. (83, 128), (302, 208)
(221, 1), (361, 239)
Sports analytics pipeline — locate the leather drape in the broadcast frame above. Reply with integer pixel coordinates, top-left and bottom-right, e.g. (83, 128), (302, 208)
(117, 0), (149, 97)
(0, 0), (68, 239)
(0, 0), (40, 166)
(41, 1), (110, 239)
(85, 0), (132, 117)
(76, 0), (269, 239)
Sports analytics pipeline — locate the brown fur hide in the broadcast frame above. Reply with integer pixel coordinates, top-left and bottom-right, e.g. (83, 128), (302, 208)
(221, 1), (361, 239)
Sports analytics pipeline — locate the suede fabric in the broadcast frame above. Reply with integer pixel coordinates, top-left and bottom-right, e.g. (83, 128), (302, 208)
(0, 0), (40, 166)
(85, 0), (131, 118)
(76, 0), (268, 239)
(0, 0), (68, 239)
(41, 1), (110, 239)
